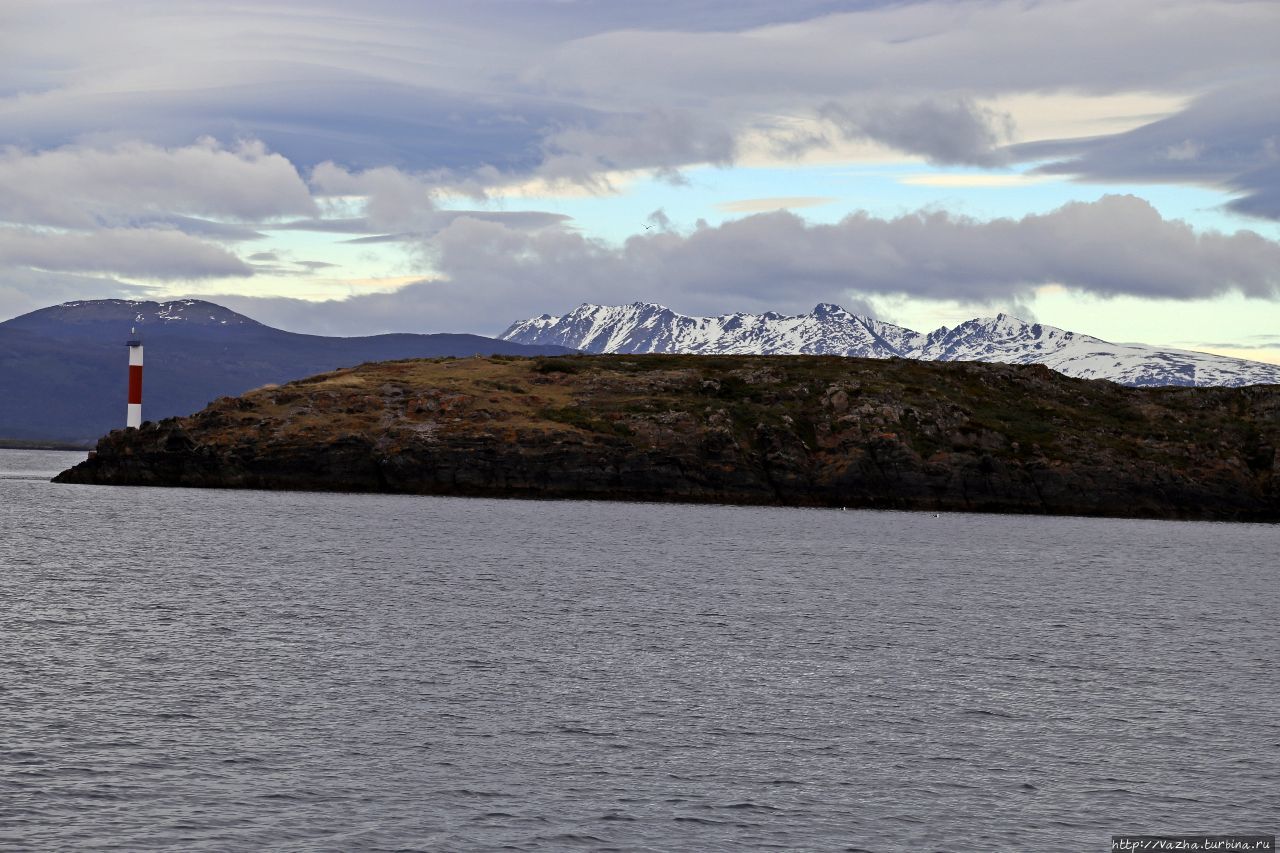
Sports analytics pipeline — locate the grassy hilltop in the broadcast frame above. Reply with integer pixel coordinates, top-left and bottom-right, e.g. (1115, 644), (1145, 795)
(55, 354), (1280, 521)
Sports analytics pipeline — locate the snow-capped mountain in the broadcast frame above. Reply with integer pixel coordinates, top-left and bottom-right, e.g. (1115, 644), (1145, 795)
(502, 301), (914, 358)
(500, 302), (1280, 388)
(911, 314), (1276, 387)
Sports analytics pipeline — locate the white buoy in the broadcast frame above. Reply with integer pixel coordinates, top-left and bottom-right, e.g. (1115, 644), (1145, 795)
(126, 328), (143, 428)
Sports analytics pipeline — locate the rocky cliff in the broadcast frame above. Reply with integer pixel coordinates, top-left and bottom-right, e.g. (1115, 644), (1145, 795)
(54, 355), (1280, 521)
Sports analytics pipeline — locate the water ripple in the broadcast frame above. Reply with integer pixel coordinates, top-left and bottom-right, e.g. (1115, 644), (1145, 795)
(1, 449), (1276, 851)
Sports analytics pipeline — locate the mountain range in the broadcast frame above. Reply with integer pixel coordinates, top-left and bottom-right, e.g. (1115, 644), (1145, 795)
(0, 299), (570, 444)
(7, 297), (1277, 444)
(501, 302), (1280, 388)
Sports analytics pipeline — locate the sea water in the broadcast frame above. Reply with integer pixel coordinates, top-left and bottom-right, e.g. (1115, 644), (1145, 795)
(1, 448), (1275, 851)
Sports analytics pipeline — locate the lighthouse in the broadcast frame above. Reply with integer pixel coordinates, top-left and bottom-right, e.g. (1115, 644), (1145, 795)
(126, 328), (143, 428)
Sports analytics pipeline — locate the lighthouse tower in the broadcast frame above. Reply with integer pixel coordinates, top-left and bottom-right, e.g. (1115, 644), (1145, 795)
(126, 328), (143, 428)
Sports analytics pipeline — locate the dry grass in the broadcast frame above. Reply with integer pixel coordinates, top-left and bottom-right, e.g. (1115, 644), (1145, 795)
(176, 354), (1280, 481)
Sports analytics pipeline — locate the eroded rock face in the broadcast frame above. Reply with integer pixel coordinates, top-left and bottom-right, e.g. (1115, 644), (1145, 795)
(55, 355), (1280, 521)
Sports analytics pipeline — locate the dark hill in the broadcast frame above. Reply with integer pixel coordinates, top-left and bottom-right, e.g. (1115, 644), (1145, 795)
(0, 299), (573, 444)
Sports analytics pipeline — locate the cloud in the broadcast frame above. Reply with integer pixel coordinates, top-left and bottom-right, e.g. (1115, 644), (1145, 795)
(310, 163), (440, 231)
(526, 0), (1279, 101)
(515, 0), (1280, 189)
(1180, 338), (1280, 351)
(1015, 83), (1280, 220)
(0, 227), (253, 279)
(242, 249), (345, 277)
(818, 97), (1013, 166)
(212, 194), (1280, 336)
(124, 215), (267, 242)
(273, 218), (379, 234)
(898, 173), (1050, 188)
(536, 109), (738, 185)
(307, 162), (566, 233)
(0, 135), (579, 314)
(7, 0), (1274, 191)
(273, 210), (573, 240)
(4, 0), (1280, 324)
(0, 139), (316, 229)
(0, 268), (148, 321)
(716, 196), (837, 213)
(340, 234), (406, 245)
(0, 2), (599, 177)
(0, 139), (313, 310)
(426, 0), (897, 36)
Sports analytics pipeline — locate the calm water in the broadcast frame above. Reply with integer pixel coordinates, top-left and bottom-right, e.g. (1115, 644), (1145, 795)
(1, 448), (1276, 852)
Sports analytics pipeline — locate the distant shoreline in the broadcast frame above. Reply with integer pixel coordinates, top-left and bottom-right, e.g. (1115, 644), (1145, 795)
(0, 439), (93, 451)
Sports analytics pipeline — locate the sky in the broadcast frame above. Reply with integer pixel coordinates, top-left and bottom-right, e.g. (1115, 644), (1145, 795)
(1, 0), (1279, 363)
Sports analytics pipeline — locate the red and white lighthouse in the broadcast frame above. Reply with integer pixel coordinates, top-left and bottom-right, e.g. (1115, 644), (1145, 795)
(126, 328), (143, 428)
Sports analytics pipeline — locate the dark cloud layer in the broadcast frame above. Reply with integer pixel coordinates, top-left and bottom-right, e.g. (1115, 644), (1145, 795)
(274, 211), (572, 237)
(217, 195), (1280, 336)
(442, 0), (910, 35)
(0, 227), (252, 279)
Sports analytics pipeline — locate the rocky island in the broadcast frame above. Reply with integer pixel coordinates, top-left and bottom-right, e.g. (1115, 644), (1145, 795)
(54, 354), (1280, 521)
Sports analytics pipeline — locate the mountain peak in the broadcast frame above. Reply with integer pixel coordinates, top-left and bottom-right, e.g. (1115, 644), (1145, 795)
(979, 312), (1027, 325)
(500, 302), (1280, 387)
(503, 302), (917, 357)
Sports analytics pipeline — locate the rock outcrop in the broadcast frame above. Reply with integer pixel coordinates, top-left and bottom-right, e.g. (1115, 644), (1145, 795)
(55, 354), (1280, 521)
